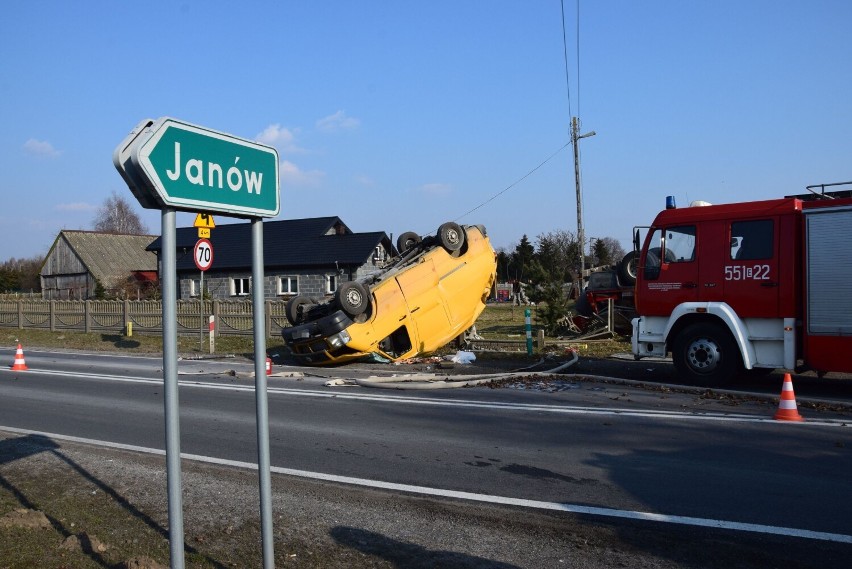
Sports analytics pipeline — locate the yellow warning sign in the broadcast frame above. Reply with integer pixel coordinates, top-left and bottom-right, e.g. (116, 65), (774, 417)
(193, 213), (216, 229)
(198, 228), (211, 239)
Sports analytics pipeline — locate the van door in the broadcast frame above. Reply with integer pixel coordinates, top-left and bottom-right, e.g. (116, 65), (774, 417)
(637, 225), (699, 315)
(395, 257), (452, 352)
(723, 218), (779, 317)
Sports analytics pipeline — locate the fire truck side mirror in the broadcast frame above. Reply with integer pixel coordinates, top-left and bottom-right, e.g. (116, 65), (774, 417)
(633, 227), (641, 252)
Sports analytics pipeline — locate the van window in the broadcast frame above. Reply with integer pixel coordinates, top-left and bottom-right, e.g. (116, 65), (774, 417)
(731, 220), (773, 260)
(378, 326), (413, 358)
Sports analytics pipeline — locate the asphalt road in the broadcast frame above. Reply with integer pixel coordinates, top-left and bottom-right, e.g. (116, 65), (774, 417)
(1, 349), (851, 567)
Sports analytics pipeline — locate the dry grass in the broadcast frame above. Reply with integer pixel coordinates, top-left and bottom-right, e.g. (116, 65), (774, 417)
(0, 304), (629, 361)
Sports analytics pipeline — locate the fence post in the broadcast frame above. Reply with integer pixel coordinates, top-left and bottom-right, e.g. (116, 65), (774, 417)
(525, 308), (533, 355)
(123, 299), (131, 335)
(50, 300), (56, 332)
(17, 299), (23, 330)
(85, 300), (91, 333)
(265, 300), (272, 339)
(213, 299), (220, 336)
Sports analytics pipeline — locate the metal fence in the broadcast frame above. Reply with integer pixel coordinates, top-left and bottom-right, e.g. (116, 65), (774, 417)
(0, 299), (289, 338)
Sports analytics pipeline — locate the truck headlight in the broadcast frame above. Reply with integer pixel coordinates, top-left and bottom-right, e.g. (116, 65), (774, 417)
(327, 329), (351, 349)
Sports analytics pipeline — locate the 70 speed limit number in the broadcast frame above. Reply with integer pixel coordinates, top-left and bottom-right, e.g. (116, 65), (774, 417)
(194, 238), (214, 272)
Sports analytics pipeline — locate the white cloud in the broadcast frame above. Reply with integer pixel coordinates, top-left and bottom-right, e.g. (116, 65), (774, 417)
(280, 160), (325, 187)
(354, 174), (375, 187)
(316, 110), (360, 132)
(56, 202), (97, 212)
(255, 124), (302, 153)
(417, 183), (453, 196)
(23, 138), (61, 157)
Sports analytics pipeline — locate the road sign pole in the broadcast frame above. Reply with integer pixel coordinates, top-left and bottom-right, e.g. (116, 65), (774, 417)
(161, 208), (185, 569)
(251, 218), (275, 567)
(199, 270), (204, 352)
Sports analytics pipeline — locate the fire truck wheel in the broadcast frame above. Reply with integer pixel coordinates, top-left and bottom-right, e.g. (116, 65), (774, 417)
(672, 322), (741, 386)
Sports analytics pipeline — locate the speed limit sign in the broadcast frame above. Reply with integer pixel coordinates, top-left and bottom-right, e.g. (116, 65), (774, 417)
(194, 238), (214, 272)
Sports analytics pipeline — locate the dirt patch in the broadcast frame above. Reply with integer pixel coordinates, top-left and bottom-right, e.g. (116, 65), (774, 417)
(0, 508), (51, 530)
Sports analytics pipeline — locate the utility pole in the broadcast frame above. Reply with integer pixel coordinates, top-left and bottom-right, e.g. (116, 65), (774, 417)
(571, 116), (595, 288)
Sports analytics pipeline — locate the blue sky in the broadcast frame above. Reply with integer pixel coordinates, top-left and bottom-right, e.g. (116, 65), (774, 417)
(1, 1), (850, 264)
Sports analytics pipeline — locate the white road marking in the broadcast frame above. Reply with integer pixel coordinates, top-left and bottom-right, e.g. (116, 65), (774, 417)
(3, 367), (849, 426)
(1, 425), (850, 544)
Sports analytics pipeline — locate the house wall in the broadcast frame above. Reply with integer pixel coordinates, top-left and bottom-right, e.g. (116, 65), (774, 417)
(40, 237), (95, 299)
(178, 268), (358, 300)
(173, 243), (392, 301)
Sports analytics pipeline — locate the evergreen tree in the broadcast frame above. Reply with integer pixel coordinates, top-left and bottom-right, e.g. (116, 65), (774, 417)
(510, 235), (535, 281)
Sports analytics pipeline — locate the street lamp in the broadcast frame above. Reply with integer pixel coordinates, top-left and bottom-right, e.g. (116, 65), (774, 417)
(572, 116), (595, 287)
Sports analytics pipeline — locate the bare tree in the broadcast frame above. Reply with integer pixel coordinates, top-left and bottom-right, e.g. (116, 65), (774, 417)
(535, 229), (579, 281)
(93, 191), (150, 234)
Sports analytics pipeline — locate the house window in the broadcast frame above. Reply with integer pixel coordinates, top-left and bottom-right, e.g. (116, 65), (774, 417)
(231, 277), (251, 296)
(189, 279), (200, 297)
(374, 245), (386, 265)
(278, 276), (298, 295)
(326, 274), (338, 293)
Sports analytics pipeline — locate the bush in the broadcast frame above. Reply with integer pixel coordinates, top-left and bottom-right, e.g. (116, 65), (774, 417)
(535, 281), (571, 335)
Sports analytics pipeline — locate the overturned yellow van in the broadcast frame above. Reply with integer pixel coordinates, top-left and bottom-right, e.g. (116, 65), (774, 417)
(282, 222), (496, 365)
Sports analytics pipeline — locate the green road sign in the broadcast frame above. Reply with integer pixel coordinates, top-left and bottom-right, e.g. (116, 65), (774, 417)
(129, 118), (280, 218)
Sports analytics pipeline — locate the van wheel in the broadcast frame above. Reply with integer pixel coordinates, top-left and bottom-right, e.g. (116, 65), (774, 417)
(335, 281), (370, 317)
(672, 323), (740, 386)
(285, 295), (312, 325)
(618, 251), (637, 286)
(397, 232), (421, 253)
(438, 222), (465, 252)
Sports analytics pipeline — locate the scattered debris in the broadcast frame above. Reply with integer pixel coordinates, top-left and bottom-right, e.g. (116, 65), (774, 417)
(60, 532), (109, 554)
(119, 557), (168, 569)
(446, 350), (476, 364)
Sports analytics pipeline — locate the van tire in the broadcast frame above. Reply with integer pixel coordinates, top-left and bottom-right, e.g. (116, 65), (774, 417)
(438, 222), (465, 252)
(335, 281), (370, 317)
(285, 295), (313, 325)
(397, 232), (421, 253)
(618, 251), (638, 286)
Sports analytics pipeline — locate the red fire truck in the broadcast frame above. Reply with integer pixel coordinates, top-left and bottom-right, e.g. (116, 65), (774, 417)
(631, 191), (852, 385)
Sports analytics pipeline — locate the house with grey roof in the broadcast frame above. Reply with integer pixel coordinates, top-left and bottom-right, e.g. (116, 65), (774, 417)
(146, 216), (395, 300)
(40, 231), (159, 299)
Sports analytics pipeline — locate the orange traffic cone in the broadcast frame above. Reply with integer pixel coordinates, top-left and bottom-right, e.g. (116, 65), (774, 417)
(10, 343), (28, 371)
(774, 373), (804, 422)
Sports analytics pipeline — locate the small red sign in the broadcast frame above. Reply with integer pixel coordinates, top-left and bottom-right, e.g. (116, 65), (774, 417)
(194, 238), (214, 272)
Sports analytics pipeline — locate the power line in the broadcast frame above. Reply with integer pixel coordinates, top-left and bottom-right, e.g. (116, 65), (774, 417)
(453, 142), (571, 224)
(560, 0), (573, 119)
(576, 0), (581, 117)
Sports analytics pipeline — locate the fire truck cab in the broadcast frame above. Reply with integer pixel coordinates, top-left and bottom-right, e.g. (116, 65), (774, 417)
(631, 194), (852, 385)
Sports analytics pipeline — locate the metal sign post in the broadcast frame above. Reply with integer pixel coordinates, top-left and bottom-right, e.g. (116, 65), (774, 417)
(114, 117), (280, 569)
(160, 208), (184, 569)
(251, 218), (274, 566)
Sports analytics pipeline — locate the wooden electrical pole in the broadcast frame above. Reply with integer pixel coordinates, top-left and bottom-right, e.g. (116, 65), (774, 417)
(571, 116), (595, 288)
